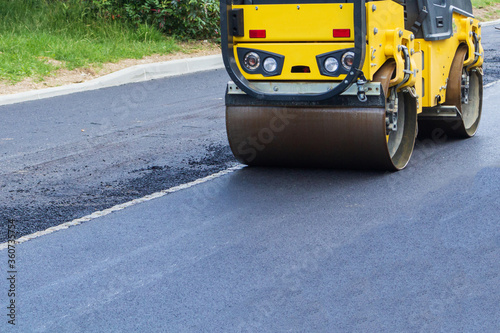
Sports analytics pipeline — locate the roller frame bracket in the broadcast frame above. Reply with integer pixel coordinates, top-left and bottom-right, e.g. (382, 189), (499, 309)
(418, 106), (462, 119)
(226, 81), (384, 97)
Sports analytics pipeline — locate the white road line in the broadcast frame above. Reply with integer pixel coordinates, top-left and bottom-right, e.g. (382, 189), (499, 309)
(0, 164), (244, 250)
(485, 79), (500, 89)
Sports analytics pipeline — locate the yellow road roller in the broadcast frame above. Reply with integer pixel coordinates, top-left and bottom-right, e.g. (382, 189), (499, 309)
(221, 0), (483, 170)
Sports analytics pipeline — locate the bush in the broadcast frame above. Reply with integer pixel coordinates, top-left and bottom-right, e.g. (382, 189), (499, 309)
(87, 0), (220, 40)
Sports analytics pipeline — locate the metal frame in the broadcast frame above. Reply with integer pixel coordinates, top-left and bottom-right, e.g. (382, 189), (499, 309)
(220, 0), (367, 102)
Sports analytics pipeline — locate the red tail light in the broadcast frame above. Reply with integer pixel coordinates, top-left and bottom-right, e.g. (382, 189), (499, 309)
(332, 29), (351, 38)
(249, 30), (266, 38)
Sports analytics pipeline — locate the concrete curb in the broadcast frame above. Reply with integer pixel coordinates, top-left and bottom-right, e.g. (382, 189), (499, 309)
(0, 54), (224, 107)
(482, 18), (500, 27)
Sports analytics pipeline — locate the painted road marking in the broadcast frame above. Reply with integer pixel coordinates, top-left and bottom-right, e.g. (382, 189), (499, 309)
(0, 164), (245, 250)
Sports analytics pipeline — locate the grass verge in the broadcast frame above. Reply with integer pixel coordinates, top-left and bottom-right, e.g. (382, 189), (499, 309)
(0, 0), (181, 84)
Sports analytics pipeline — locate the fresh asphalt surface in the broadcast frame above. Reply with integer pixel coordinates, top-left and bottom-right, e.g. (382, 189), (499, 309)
(0, 69), (236, 241)
(1, 26), (500, 331)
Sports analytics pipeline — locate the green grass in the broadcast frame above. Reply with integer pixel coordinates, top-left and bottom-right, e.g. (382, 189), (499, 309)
(0, 0), (180, 83)
(472, 0), (500, 7)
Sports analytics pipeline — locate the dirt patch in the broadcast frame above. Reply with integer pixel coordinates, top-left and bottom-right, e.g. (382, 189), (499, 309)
(38, 57), (64, 66)
(474, 4), (500, 22)
(0, 41), (221, 96)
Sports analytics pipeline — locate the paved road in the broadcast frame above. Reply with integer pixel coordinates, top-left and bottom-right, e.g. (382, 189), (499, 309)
(0, 26), (499, 332)
(483, 24), (500, 85)
(0, 26), (499, 242)
(4, 82), (500, 332)
(0, 69), (236, 240)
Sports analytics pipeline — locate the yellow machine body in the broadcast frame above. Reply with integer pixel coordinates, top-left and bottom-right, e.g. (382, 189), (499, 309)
(231, 0), (482, 110)
(222, 0), (484, 170)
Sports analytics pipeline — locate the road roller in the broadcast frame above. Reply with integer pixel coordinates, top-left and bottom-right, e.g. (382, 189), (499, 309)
(221, 0), (484, 170)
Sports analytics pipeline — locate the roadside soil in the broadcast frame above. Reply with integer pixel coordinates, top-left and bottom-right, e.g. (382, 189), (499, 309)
(474, 4), (500, 22)
(0, 41), (221, 96)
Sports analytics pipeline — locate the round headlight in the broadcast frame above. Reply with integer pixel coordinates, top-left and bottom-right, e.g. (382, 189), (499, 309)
(341, 51), (355, 70)
(244, 52), (260, 71)
(324, 57), (339, 73)
(263, 57), (278, 73)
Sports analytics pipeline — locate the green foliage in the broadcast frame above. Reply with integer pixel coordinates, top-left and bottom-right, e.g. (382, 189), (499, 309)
(87, 0), (221, 40)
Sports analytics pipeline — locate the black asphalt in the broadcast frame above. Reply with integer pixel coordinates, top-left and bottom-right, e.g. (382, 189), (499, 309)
(0, 25), (499, 332)
(5, 77), (500, 332)
(0, 69), (237, 241)
(483, 25), (500, 85)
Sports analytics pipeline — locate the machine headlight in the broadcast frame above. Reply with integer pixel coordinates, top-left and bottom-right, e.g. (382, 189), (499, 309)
(341, 51), (355, 70)
(244, 52), (260, 70)
(324, 57), (339, 73)
(263, 57), (278, 73)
